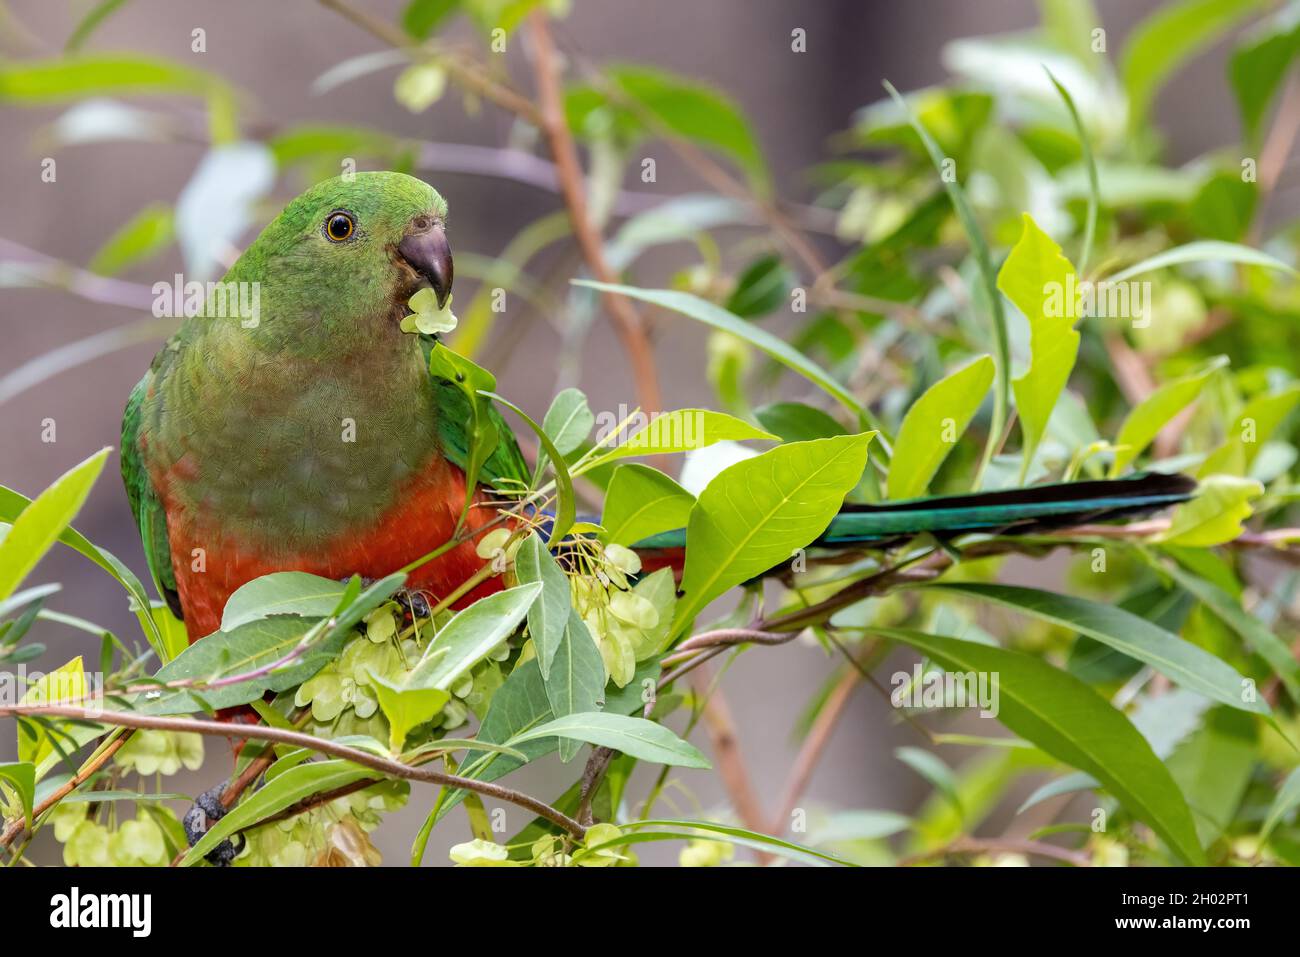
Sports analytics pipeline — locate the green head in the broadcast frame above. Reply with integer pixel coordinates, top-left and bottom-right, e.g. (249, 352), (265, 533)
(213, 171), (453, 356)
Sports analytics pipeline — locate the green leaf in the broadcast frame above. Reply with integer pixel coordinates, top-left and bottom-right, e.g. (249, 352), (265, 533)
(401, 0), (458, 39)
(600, 464), (695, 546)
(220, 572), (347, 632)
(874, 628), (1206, 865)
(566, 65), (770, 195)
(895, 746), (962, 816)
(0, 761), (35, 829)
(509, 712), (710, 769)
(1261, 766), (1300, 840)
(586, 408), (775, 468)
(754, 402), (847, 443)
(725, 254), (793, 318)
(590, 818), (853, 867)
(481, 391), (575, 543)
(540, 387), (594, 458)
(1189, 171), (1258, 242)
(513, 534), (569, 679)
(544, 612), (607, 762)
(1158, 559), (1300, 701)
(1198, 385), (1300, 477)
(925, 582), (1270, 715)
(87, 203), (173, 276)
(0, 449), (108, 602)
(1111, 356), (1229, 476)
(1230, 4), (1300, 142)
(884, 80), (1008, 473)
(1108, 240), (1295, 284)
(0, 483), (163, 657)
(18, 657), (90, 766)
(141, 618), (344, 714)
(428, 346), (499, 521)
(370, 675), (451, 754)
(1044, 65), (1098, 273)
(0, 55), (239, 142)
(672, 433), (874, 636)
(1158, 475), (1263, 546)
(408, 582), (541, 691)
(1121, 0), (1271, 129)
(887, 356), (993, 500)
(183, 760), (374, 865)
(573, 281), (874, 428)
(1166, 707), (1256, 845)
(65, 0), (131, 52)
(998, 214), (1080, 472)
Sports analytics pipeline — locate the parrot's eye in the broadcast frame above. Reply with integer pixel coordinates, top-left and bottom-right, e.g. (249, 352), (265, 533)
(325, 212), (355, 242)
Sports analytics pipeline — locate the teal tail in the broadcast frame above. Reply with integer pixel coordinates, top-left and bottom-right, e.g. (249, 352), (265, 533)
(632, 472), (1196, 575)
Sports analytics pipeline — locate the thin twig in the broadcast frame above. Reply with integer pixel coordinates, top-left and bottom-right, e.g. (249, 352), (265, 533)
(0, 704), (585, 839)
(527, 12), (662, 416)
(0, 732), (131, 849)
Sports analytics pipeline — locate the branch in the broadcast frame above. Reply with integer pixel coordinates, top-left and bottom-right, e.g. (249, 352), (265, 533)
(0, 732), (131, 850)
(0, 704), (586, 840)
(317, 0), (542, 124)
(527, 12), (662, 416)
(899, 835), (1090, 868)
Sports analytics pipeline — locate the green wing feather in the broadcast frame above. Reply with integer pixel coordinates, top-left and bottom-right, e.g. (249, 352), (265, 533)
(419, 336), (530, 490)
(121, 372), (183, 620)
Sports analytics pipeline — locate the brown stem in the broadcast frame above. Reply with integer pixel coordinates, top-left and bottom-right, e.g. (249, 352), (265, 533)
(770, 664), (861, 834)
(317, 0), (542, 124)
(1, 732), (131, 849)
(0, 705), (585, 839)
(899, 835), (1090, 868)
(527, 12), (662, 416)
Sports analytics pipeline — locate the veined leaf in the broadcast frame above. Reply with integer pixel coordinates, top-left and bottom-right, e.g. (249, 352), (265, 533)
(1158, 559), (1300, 701)
(408, 582), (541, 691)
(589, 819), (853, 867)
(0, 449), (108, 602)
(585, 408), (775, 469)
(998, 214), (1080, 473)
(925, 582), (1270, 715)
(220, 572), (347, 632)
(0, 761), (35, 830)
(509, 712), (709, 768)
(513, 534), (569, 679)
(671, 433), (874, 637)
(1111, 356), (1229, 476)
(1262, 766), (1300, 840)
(1108, 240), (1295, 284)
(754, 401), (847, 443)
(544, 612), (607, 762)
(1230, 4), (1300, 142)
(573, 281), (876, 432)
(87, 203), (173, 276)
(887, 355), (993, 500)
(874, 627), (1205, 865)
(1158, 475), (1263, 546)
(540, 388), (594, 458)
(884, 80), (1008, 474)
(601, 463), (695, 546)
(1122, 0), (1271, 129)
(18, 657), (89, 766)
(370, 675), (450, 754)
(183, 760), (374, 865)
(1198, 385), (1300, 477)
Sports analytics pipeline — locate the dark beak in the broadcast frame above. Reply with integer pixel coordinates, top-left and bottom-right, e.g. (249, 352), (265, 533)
(398, 224), (453, 309)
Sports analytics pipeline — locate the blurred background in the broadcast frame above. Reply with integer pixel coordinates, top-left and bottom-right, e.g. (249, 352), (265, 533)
(0, 0), (1281, 864)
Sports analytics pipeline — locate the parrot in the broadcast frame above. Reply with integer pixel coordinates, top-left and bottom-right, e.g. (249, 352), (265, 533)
(121, 171), (1194, 856)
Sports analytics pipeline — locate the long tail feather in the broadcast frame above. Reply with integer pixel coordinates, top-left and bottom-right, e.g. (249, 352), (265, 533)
(631, 472), (1196, 572)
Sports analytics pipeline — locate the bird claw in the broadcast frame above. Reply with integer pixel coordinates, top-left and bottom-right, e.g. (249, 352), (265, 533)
(183, 783), (244, 866)
(338, 575), (431, 621)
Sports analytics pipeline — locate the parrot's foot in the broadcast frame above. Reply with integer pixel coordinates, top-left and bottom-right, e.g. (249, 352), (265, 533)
(183, 783), (244, 866)
(340, 575), (432, 621)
